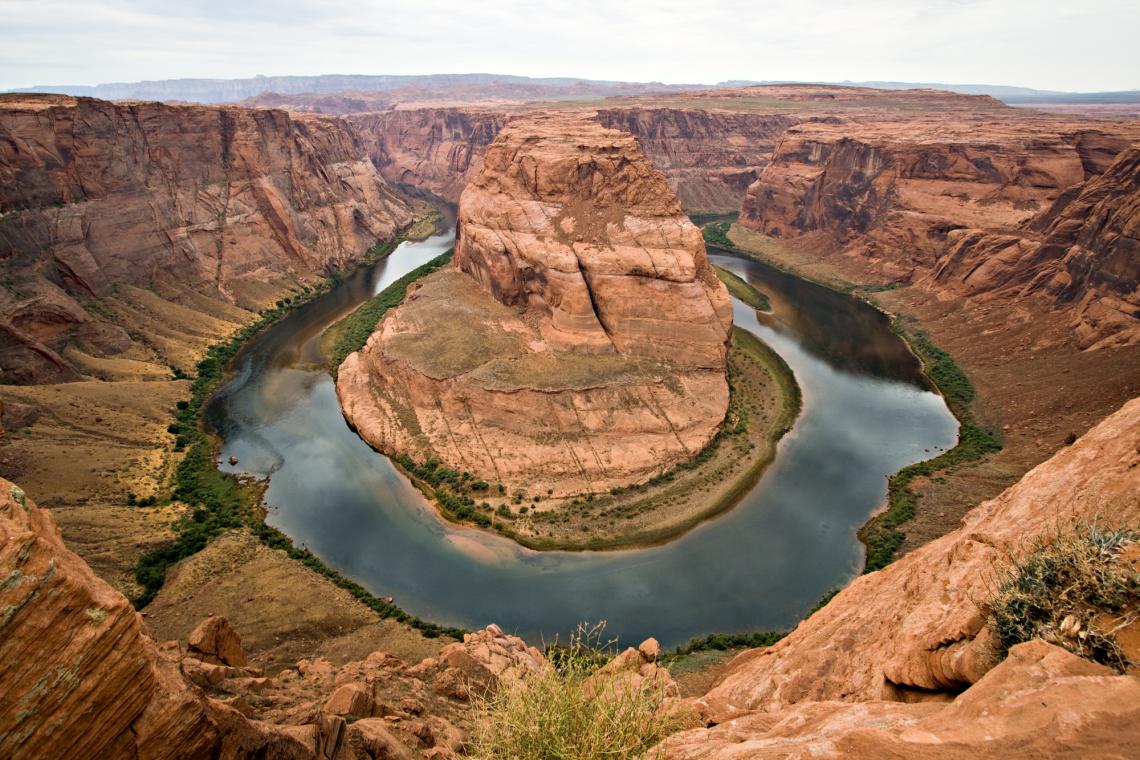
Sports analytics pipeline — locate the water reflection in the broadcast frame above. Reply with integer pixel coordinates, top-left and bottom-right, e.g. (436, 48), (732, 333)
(204, 231), (958, 647)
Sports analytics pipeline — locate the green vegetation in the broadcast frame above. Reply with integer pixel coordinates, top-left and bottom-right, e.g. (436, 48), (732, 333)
(325, 250), (453, 374)
(673, 630), (784, 655)
(390, 453), (494, 529)
(130, 219), (465, 638)
(701, 219), (735, 250)
(986, 525), (1139, 672)
(714, 264), (770, 311)
(859, 324), (1002, 572)
(470, 624), (696, 759)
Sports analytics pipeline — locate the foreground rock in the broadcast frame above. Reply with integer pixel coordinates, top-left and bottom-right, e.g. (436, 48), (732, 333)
(338, 114), (732, 498)
(1, 475), (638, 758)
(0, 94), (413, 383)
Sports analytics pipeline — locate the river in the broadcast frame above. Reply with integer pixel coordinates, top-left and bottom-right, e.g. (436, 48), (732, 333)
(204, 227), (958, 647)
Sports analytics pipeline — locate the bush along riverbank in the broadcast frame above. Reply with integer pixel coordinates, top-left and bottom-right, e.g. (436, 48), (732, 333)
(324, 250), (454, 375)
(133, 217), (466, 639)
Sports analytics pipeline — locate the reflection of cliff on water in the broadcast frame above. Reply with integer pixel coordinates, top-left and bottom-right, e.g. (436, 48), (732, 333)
(710, 250), (928, 388)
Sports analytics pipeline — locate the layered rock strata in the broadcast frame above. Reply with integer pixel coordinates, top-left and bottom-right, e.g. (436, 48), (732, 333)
(338, 115), (732, 497)
(0, 474), (684, 758)
(739, 120), (1140, 347)
(0, 94), (412, 383)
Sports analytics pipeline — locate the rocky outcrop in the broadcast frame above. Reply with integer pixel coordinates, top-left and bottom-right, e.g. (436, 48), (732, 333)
(0, 94), (413, 383)
(0, 477), (223, 758)
(338, 114), (732, 497)
(683, 396), (1140, 723)
(350, 105), (804, 213)
(663, 640), (1140, 759)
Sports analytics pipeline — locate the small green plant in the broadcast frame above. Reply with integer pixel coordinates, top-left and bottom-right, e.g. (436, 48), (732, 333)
(470, 623), (695, 759)
(985, 525), (1139, 673)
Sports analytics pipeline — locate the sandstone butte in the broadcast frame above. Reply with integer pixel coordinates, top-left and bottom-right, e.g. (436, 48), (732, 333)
(2, 396), (1138, 757)
(0, 94), (413, 384)
(337, 114), (733, 498)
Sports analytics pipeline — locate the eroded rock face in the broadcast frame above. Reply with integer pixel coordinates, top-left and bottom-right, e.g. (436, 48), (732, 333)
(338, 115), (732, 497)
(0, 94), (413, 383)
(662, 640), (1140, 759)
(739, 121), (1140, 347)
(933, 143), (1140, 349)
(0, 478), (224, 758)
(347, 108), (511, 201)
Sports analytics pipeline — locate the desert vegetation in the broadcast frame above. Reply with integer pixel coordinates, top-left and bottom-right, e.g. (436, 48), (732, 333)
(470, 625), (696, 759)
(985, 525), (1139, 672)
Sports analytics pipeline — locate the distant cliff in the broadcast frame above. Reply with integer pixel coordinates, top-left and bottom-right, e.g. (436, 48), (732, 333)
(0, 94), (412, 384)
(739, 120), (1140, 347)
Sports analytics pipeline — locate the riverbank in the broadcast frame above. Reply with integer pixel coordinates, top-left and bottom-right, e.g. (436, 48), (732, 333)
(133, 209), (466, 644)
(704, 220), (1140, 572)
(325, 255), (801, 550)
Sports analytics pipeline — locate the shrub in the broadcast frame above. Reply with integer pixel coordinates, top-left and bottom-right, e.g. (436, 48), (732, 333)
(470, 624), (695, 759)
(985, 525), (1139, 672)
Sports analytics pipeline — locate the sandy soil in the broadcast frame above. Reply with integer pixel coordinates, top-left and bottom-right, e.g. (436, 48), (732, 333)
(144, 530), (450, 673)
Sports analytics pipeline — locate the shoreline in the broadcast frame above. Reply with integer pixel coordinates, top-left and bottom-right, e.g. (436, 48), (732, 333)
(137, 208), (468, 641)
(703, 221), (1003, 572)
(326, 256), (803, 552)
(369, 326), (802, 553)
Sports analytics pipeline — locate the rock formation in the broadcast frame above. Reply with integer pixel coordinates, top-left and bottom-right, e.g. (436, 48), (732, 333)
(655, 396), (1140, 757)
(933, 143), (1140, 349)
(0, 94), (413, 384)
(347, 108), (511, 200)
(738, 119), (1140, 346)
(0, 472), (685, 758)
(338, 114), (732, 497)
(594, 108), (803, 213)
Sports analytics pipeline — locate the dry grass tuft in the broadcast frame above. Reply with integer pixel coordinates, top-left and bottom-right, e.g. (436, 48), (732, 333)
(470, 623), (696, 760)
(986, 524), (1140, 672)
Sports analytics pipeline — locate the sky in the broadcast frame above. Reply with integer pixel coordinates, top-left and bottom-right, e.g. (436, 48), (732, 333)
(2, 0), (1138, 92)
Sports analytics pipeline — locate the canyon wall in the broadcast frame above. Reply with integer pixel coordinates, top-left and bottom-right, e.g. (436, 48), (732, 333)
(346, 108), (510, 200)
(0, 94), (413, 384)
(348, 105), (807, 213)
(738, 120), (1140, 346)
(337, 114), (732, 497)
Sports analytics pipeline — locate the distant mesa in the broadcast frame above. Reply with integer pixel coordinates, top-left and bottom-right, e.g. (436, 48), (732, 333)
(336, 114), (733, 499)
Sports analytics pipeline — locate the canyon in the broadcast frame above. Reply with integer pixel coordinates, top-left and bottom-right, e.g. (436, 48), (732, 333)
(0, 94), (414, 385)
(337, 114), (736, 509)
(2, 394), (1137, 757)
(1, 80), (1139, 758)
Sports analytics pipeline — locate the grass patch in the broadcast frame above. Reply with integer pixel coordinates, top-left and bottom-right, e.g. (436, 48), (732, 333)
(673, 629), (784, 655)
(985, 525), (1139, 672)
(714, 264), (770, 311)
(470, 623), (696, 759)
(324, 250), (453, 375)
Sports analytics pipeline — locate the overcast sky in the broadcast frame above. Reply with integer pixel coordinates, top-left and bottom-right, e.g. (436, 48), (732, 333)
(2, 0), (1137, 92)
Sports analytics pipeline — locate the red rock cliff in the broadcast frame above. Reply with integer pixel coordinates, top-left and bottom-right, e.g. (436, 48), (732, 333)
(0, 94), (413, 384)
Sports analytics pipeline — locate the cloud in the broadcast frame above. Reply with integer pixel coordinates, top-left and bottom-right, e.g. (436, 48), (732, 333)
(1, 0), (1136, 91)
